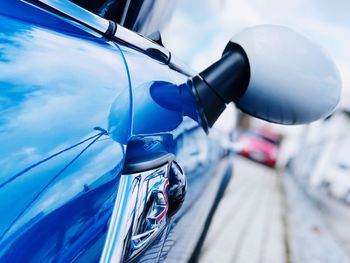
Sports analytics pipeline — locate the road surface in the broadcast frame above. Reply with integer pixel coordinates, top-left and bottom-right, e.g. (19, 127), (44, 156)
(199, 156), (286, 263)
(198, 156), (350, 263)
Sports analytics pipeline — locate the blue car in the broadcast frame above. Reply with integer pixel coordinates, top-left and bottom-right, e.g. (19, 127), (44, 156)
(0, 0), (341, 262)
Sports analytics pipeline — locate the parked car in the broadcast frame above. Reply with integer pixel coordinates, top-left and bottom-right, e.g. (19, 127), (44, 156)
(319, 135), (350, 204)
(287, 112), (350, 205)
(0, 0), (341, 262)
(321, 163), (350, 204)
(237, 130), (280, 167)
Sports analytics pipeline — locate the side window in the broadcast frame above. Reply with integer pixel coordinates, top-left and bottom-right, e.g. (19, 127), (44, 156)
(69, 0), (127, 23)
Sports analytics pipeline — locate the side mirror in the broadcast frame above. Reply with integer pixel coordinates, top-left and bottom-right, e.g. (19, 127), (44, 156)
(191, 25), (341, 129)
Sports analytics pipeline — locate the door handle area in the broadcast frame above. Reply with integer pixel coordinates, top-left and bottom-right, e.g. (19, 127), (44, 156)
(130, 173), (169, 253)
(100, 159), (186, 263)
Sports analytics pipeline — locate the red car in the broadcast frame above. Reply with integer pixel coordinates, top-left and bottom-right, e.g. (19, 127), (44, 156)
(237, 130), (280, 167)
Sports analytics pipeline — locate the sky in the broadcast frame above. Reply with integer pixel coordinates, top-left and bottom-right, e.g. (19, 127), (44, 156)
(162, 0), (350, 108)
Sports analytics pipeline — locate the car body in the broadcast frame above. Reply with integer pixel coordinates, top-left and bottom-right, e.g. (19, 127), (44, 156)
(237, 130), (279, 167)
(0, 0), (344, 261)
(0, 0), (233, 262)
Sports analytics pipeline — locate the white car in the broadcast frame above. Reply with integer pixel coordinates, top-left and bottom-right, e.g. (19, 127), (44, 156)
(321, 163), (350, 204)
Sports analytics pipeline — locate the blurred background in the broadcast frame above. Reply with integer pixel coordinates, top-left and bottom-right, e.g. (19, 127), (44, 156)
(162, 0), (350, 262)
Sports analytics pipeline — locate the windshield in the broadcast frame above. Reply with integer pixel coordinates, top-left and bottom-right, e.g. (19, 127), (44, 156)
(245, 131), (279, 145)
(69, 0), (125, 23)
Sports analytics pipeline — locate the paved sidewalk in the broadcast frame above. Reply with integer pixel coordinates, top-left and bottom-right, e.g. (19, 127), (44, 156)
(199, 156), (286, 263)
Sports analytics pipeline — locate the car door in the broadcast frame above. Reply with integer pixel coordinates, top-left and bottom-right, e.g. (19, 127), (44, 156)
(98, 45), (231, 263)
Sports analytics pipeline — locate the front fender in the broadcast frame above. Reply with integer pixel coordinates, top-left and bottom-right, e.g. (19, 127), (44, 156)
(0, 10), (132, 262)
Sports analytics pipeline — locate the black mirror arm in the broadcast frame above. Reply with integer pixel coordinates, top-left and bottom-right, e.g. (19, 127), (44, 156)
(191, 43), (250, 128)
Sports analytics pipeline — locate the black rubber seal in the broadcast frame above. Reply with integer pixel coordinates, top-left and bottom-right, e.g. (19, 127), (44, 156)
(104, 20), (118, 39)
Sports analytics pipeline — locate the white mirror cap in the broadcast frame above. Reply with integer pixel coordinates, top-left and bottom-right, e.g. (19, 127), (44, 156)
(231, 25), (342, 125)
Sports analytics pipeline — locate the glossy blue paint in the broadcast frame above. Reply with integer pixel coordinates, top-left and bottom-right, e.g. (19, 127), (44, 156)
(117, 46), (225, 262)
(0, 1), (228, 262)
(118, 46), (195, 164)
(0, 0), (98, 37)
(0, 4), (132, 261)
(129, 81), (199, 135)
